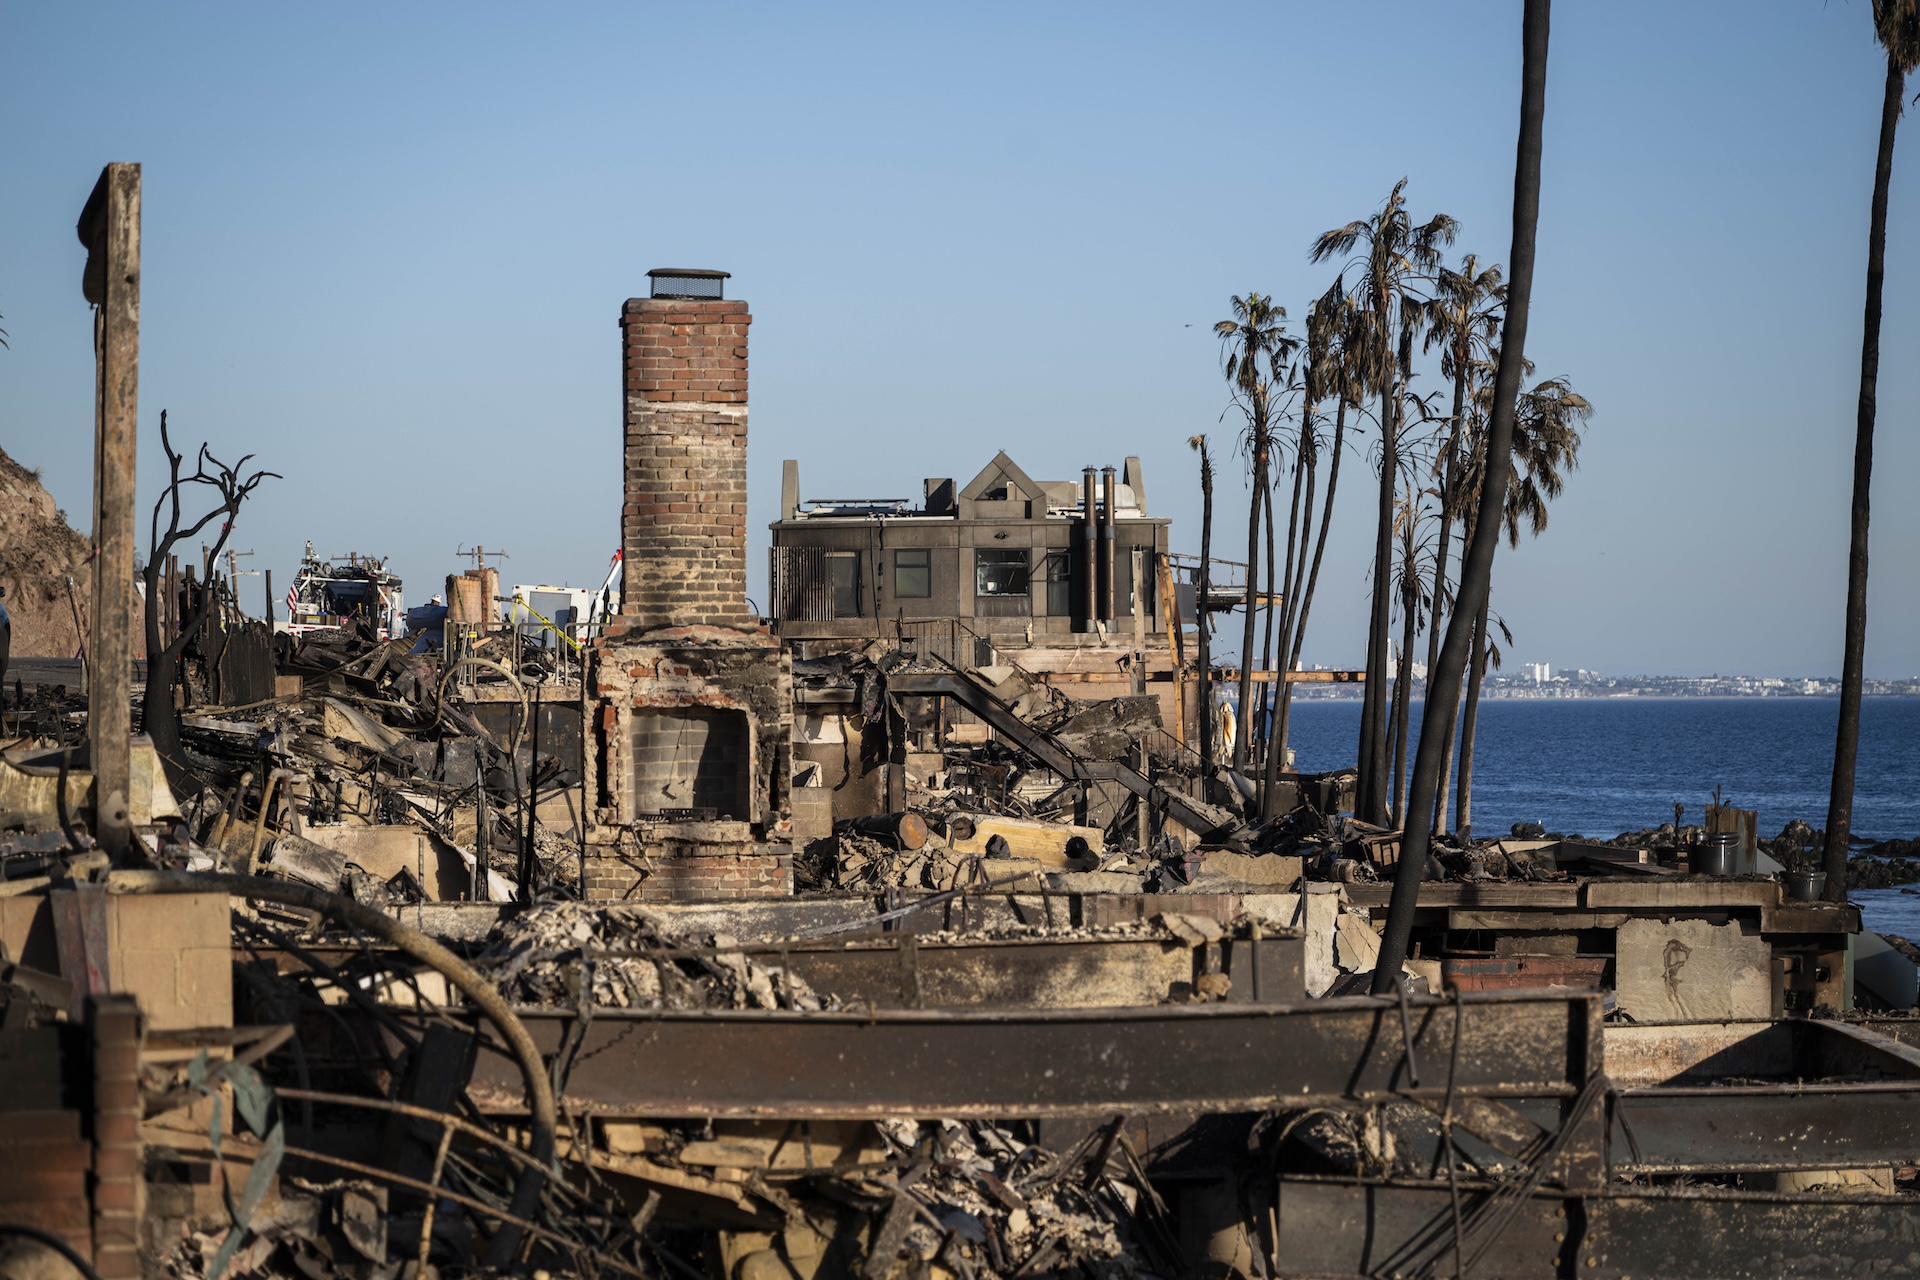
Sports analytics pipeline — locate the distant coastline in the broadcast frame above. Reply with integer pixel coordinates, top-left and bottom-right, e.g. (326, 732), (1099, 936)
(1288, 674), (1920, 700)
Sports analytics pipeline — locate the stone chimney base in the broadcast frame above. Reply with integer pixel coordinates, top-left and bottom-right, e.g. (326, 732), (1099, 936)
(582, 820), (790, 902)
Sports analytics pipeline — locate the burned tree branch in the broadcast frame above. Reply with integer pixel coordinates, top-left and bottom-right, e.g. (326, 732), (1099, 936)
(140, 409), (279, 780)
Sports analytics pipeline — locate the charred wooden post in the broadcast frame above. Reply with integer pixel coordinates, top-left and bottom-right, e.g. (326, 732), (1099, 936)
(79, 162), (140, 860)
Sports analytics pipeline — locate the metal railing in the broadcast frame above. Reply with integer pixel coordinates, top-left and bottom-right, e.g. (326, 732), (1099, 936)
(771, 545), (835, 622)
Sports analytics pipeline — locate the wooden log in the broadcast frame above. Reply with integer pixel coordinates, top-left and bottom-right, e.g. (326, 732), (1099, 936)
(944, 813), (1102, 867)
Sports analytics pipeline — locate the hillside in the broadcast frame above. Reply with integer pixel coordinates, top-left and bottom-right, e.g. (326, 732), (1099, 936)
(0, 445), (117, 658)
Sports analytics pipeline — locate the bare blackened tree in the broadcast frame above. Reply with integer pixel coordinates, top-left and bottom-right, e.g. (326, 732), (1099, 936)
(1190, 435), (1217, 780)
(141, 411), (278, 776)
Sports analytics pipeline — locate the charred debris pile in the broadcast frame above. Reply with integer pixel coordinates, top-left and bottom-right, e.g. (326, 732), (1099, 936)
(0, 617), (1330, 1280)
(8, 185), (1913, 1277)
(157, 618), (585, 905)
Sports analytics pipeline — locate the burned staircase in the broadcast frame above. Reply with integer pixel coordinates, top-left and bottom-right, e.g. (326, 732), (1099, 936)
(884, 662), (1247, 846)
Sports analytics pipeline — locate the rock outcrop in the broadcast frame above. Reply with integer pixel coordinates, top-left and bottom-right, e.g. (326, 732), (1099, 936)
(0, 445), (140, 658)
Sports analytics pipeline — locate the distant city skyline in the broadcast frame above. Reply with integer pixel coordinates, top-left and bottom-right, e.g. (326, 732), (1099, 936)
(1307, 663), (1920, 699)
(2, 3), (1914, 678)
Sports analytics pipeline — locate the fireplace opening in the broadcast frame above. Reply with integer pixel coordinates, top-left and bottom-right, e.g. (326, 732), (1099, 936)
(627, 708), (752, 820)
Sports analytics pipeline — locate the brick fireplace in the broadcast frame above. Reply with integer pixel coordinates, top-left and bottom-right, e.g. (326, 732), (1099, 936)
(582, 271), (794, 902)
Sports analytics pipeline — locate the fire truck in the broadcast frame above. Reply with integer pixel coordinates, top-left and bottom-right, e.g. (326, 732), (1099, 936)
(284, 542), (405, 639)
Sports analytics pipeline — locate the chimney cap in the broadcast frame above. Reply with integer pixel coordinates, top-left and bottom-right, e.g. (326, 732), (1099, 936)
(647, 268), (731, 300)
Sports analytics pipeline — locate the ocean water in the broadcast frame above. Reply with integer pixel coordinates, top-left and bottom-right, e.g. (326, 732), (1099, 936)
(1282, 696), (1920, 935)
(1282, 696), (1919, 840)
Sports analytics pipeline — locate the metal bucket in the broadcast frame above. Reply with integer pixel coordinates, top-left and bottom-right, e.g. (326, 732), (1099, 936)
(1786, 869), (1828, 901)
(1691, 832), (1740, 877)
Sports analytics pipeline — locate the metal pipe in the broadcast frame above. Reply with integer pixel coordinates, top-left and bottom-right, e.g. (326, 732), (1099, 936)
(107, 870), (556, 1266)
(1099, 466), (1117, 622)
(246, 767), (302, 876)
(1079, 467), (1098, 630)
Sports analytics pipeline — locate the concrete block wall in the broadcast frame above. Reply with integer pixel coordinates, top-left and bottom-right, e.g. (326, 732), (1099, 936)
(619, 297), (753, 631)
(19, 890), (231, 1033)
(634, 850), (791, 901)
(626, 706), (752, 818)
(105, 891), (233, 1033)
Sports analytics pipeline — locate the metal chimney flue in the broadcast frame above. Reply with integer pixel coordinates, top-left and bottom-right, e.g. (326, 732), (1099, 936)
(646, 267), (730, 300)
(1078, 467), (1098, 630)
(1098, 466), (1117, 623)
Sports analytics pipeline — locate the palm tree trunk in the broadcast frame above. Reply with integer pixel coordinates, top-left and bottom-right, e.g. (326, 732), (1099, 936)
(1256, 474), (1277, 777)
(1261, 471), (1279, 678)
(1196, 444), (1216, 781)
(1373, 0), (1550, 994)
(1383, 640), (1400, 821)
(1279, 397), (1345, 783)
(1261, 430), (1311, 817)
(1822, 53), (1904, 903)
(1435, 523), (1468, 831)
(1359, 383), (1397, 824)
(1390, 574), (1419, 826)
(1423, 366), (1468, 833)
(1235, 425), (1267, 778)
(1266, 425), (1317, 814)
(1455, 587), (1490, 838)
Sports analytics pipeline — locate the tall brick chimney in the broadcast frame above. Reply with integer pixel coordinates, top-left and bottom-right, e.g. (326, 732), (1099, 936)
(585, 271), (794, 904)
(620, 269), (752, 630)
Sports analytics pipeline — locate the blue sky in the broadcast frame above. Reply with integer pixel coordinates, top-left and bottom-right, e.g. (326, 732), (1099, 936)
(3, 2), (1914, 677)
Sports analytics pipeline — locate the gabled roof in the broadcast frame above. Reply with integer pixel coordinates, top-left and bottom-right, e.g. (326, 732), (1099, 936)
(959, 450), (1046, 503)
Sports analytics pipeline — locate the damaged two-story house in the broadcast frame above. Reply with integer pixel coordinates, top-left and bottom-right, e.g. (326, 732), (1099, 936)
(768, 452), (1171, 655)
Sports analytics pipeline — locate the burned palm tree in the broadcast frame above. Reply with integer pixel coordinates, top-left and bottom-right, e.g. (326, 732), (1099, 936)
(1449, 368), (1591, 834)
(1420, 255), (1505, 832)
(1214, 293), (1297, 780)
(1282, 288), (1366, 696)
(1385, 485), (1438, 825)
(1259, 285), (1355, 813)
(1310, 181), (1457, 825)
(1824, 0), (1920, 901)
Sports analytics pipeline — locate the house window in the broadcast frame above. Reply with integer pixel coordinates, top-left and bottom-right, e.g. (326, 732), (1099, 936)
(974, 548), (1029, 596)
(1044, 550), (1072, 616)
(827, 552), (861, 617)
(894, 549), (931, 599)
